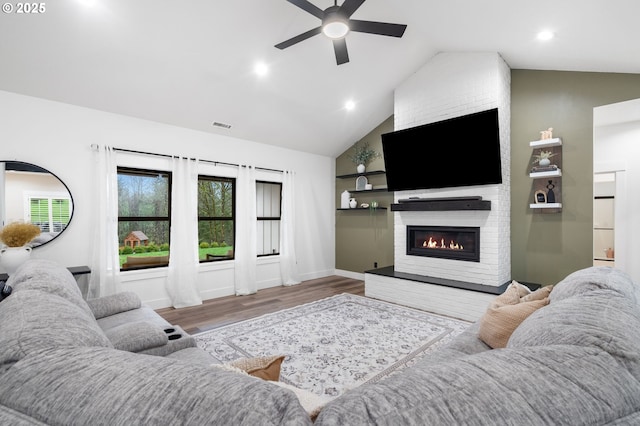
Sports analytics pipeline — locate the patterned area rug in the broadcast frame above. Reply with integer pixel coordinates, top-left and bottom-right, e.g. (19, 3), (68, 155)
(194, 293), (470, 399)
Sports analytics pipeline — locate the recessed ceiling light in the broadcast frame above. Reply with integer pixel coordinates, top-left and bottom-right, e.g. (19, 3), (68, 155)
(345, 100), (355, 111)
(537, 30), (554, 41)
(254, 62), (269, 77)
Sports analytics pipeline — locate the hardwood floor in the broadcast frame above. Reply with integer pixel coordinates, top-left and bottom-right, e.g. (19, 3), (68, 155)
(155, 275), (364, 334)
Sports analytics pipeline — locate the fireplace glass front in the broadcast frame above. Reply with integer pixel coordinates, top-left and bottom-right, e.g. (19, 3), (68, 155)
(406, 225), (480, 262)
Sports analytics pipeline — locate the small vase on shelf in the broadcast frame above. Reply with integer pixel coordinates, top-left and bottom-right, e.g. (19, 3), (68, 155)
(349, 198), (357, 209)
(341, 190), (351, 209)
(546, 180), (556, 203)
(356, 164), (365, 174)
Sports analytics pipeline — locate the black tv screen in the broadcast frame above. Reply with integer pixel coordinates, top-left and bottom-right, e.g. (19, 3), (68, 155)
(381, 108), (502, 191)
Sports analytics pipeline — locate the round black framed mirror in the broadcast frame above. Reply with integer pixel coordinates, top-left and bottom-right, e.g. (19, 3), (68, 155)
(0, 160), (74, 248)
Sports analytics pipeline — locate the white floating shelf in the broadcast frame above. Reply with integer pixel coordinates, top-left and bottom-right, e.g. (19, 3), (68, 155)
(530, 169), (562, 178)
(530, 137), (562, 148)
(530, 203), (562, 209)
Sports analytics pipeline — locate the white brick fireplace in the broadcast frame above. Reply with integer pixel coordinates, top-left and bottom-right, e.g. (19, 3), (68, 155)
(365, 53), (511, 321)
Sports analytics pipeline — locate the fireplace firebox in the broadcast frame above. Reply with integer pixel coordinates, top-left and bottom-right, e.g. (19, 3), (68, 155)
(406, 225), (480, 262)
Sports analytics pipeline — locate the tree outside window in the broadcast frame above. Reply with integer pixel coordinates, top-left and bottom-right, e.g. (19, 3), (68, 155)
(198, 176), (235, 261)
(117, 167), (171, 270)
(257, 181), (281, 256)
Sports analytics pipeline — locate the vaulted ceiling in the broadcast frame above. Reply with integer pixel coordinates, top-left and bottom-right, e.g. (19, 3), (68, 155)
(1, 0), (639, 157)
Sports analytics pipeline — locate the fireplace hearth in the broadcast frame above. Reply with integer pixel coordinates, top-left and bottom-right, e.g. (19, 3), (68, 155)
(406, 225), (480, 262)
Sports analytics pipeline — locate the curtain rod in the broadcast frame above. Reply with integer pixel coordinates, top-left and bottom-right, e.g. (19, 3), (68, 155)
(90, 145), (284, 174)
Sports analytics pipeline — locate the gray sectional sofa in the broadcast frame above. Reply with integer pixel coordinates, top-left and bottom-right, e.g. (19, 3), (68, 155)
(315, 266), (640, 425)
(0, 259), (312, 425)
(1, 259), (639, 425)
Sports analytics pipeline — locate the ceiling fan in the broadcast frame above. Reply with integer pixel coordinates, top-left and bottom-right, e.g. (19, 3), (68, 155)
(275, 0), (407, 65)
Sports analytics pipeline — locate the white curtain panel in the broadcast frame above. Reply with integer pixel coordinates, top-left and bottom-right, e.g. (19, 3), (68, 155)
(166, 157), (202, 308)
(234, 165), (257, 295)
(280, 170), (301, 286)
(88, 145), (122, 298)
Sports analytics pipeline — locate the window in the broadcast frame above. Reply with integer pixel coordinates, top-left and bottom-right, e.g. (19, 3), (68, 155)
(198, 176), (235, 261)
(117, 168), (171, 270)
(256, 181), (281, 256)
(29, 196), (72, 233)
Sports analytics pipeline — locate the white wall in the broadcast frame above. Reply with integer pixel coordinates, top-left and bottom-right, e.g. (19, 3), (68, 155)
(594, 98), (640, 283)
(0, 90), (336, 308)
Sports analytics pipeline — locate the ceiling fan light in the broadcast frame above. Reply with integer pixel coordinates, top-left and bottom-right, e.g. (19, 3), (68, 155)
(322, 20), (349, 39)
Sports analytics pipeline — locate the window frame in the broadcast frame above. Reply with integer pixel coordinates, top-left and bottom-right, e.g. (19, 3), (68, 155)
(197, 174), (236, 263)
(27, 195), (72, 233)
(256, 180), (282, 257)
(117, 167), (172, 271)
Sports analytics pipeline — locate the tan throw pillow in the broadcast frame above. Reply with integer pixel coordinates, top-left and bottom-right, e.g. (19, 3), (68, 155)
(228, 355), (286, 381)
(521, 285), (553, 302)
(478, 284), (552, 349)
(510, 280), (533, 297)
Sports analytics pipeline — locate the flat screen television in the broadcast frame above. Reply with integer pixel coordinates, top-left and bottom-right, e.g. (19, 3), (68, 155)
(381, 108), (502, 191)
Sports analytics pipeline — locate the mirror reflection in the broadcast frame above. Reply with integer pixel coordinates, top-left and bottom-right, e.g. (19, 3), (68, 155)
(0, 161), (74, 248)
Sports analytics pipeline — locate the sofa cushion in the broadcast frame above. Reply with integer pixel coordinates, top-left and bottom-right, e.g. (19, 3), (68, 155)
(0, 290), (112, 371)
(314, 345), (640, 425)
(9, 259), (94, 318)
(550, 266), (637, 304)
(96, 304), (171, 333)
(166, 347), (218, 365)
(477, 283), (550, 348)
(138, 325), (197, 356)
(87, 291), (142, 319)
(0, 347), (312, 426)
(508, 288), (640, 381)
(104, 321), (168, 353)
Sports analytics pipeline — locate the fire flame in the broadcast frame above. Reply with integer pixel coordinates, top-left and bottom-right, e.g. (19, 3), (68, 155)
(423, 237), (464, 250)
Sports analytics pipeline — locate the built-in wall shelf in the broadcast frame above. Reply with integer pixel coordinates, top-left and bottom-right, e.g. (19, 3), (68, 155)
(350, 188), (388, 194)
(530, 169), (562, 178)
(391, 197), (491, 212)
(529, 203), (562, 209)
(530, 137), (562, 149)
(529, 136), (562, 212)
(337, 207), (387, 211)
(336, 170), (386, 179)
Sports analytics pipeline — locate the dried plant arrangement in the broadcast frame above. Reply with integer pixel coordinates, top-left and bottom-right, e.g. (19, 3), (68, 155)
(0, 221), (41, 247)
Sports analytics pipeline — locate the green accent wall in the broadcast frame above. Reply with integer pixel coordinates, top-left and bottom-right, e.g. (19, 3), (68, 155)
(335, 116), (394, 273)
(511, 70), (640, 285)
(336, 70), (640, 284)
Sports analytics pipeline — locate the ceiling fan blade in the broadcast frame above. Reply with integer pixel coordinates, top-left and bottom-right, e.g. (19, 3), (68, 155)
(286, 0), (324, 19)
(275, 26), (322, 49)
(339, 0), (366, 18)
(349, 20), (407, 37)
(333, 38), (349, 65)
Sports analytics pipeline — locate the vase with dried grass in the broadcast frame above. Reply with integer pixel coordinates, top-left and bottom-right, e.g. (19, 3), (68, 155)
(0, 221), (41, 275)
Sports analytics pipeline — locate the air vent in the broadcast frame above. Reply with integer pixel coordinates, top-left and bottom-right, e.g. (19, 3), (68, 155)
(212, 121), (232, 129)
